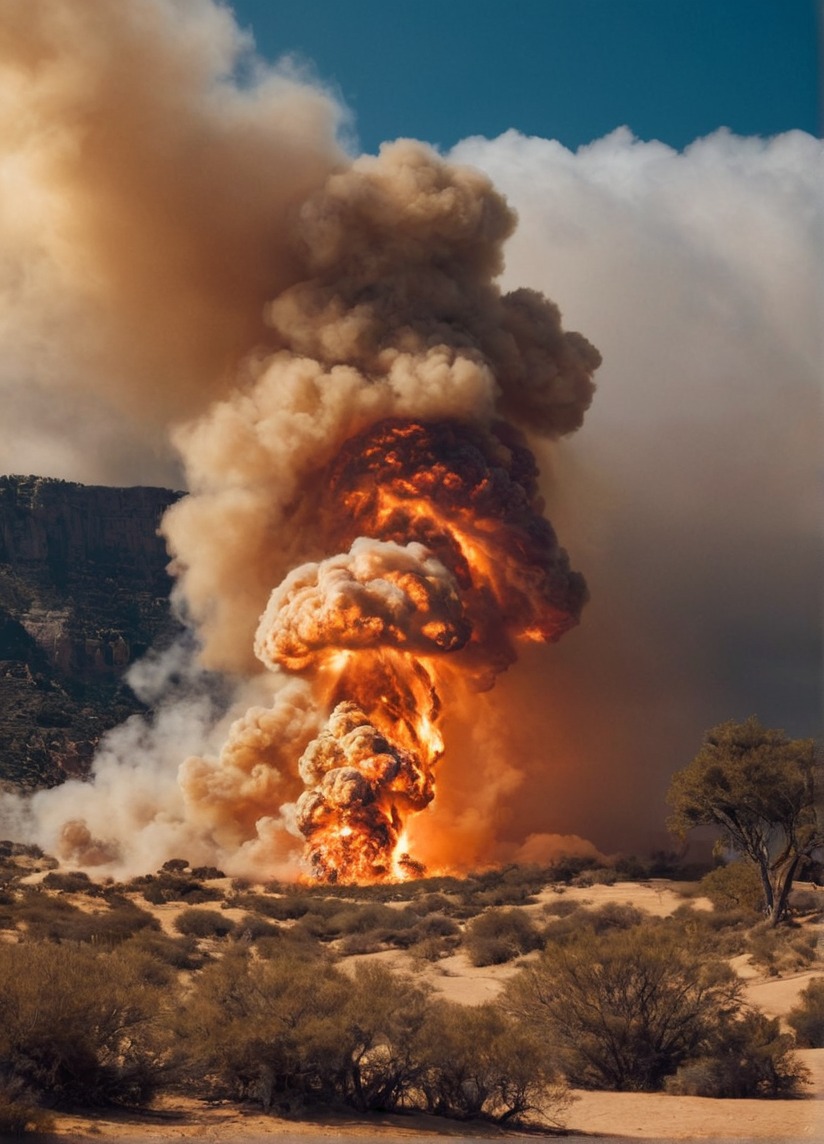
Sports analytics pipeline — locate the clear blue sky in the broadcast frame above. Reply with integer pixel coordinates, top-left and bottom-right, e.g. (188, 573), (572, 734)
(228, 0), (821, 153)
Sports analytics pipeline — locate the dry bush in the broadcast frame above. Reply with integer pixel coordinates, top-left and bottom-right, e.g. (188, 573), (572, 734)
(699, 862), (764, 914)
(41, 869), (103, 896)
(0, 1078), (55, 1136)
(14, 890), (159, 946)
(542, 902), (644, 948)
(140, 872), (223, 905)
(746, 922), (820, 976)
(226, 891), (310, 921)
(506, 922), (744, 1092)
(665, 1010), (808, 1097)
(124, 928), (204, 970)
(465, 907), (542, 967)
(0, 942), (170, 1108)
(787, 977), (824, 1047)
(173, 907), (235, 939)
(415, 998), (566, 1124)
(788, 887), (824, 918)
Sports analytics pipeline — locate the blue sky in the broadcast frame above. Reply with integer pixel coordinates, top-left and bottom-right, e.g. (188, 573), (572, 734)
(228, 0), (820, 153)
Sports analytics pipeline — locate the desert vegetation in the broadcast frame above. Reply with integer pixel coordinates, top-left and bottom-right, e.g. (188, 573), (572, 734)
(0, 835), (821, 1137)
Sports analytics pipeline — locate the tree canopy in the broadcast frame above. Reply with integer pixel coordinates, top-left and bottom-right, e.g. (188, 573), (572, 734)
(667, 716), (822, 925)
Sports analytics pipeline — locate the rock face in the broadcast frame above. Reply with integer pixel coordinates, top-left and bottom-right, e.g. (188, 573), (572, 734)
(0, 476), (183, 789)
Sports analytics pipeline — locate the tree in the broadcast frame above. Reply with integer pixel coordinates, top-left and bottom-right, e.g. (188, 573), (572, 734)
(668, 717), (822, 926)
(504, 923), (743, 1092)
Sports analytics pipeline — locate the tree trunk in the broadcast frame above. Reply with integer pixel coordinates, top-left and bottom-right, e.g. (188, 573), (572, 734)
(767, 856), (800, 927)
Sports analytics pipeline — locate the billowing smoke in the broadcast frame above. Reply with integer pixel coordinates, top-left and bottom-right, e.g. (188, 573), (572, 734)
(0, 1), (819, 875)
(163, 138), (599, 881)
(0, 0), (599, 879)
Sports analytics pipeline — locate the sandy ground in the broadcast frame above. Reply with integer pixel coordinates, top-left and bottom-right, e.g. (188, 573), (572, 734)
(37, 879), (824, 1143)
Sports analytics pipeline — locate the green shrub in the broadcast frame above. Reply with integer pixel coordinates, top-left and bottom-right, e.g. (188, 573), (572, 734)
(174, 947), (351, 1111)
(787, 977), (824, 1047)
(173, 908), (235, 938)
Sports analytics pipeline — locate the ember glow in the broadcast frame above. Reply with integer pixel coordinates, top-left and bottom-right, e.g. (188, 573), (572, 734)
(253, 418), (589, 881)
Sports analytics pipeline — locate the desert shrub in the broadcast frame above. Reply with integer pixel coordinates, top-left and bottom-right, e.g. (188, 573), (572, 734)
(190, 865), (225, 880)
(541, 902), (643, 948)
(124, 928), (203, 971)
(699, 862), (764, 914)
(541, 897), (580, 919)
(173, 907), (235, 939)
(0, 1078), (55, 1136)
(505, 923), (743, 1091)
(408, 891), (454, 916)
(667, 903), (752, 956)
(161, 858), (189, 873)
(788, 887), (824, 918)
(572, 866), (618, 887)
(465, 908), (542, 966)
(787, 977), (824, 1047)
(415, 999), (565, 1123)
(234, 913), (280, 941)
(461, 864), (549, 908)
(746, 922), (819, 975)
(15, 891), (90, 941)
(409, 935), (453, 962)
(254, 926), (327, 959)
(175, 947), (351, 1111)
(227, 891), (310, 920)
(665, 1010), (808, 1097)
(141, 872), (222, 905)
(41, 869), (102, 896)
(0, 942), (170, 1108)
(338, 962), (432, 1111)
(14, 891), (158, 946)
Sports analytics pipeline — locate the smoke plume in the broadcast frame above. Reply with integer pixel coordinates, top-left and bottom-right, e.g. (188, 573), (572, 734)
(0, 2), (819, 875)
(0, 0), (601, 879)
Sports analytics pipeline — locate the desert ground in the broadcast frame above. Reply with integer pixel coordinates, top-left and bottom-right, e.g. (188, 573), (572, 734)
(16, 876), (817, 1144)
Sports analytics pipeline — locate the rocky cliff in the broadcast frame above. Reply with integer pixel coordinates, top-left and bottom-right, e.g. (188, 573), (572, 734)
(0, 476), (183, 789)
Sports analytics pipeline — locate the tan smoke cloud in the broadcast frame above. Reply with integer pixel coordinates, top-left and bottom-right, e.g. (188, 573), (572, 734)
(0, 0), (600, 880)
(0, 0), (344, 483)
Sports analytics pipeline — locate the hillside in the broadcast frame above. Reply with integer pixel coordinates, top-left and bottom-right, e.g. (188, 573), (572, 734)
(0, 475), (182, 789)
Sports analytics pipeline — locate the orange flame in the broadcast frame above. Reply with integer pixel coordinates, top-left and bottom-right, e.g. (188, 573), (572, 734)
(254, 417), (587, 883)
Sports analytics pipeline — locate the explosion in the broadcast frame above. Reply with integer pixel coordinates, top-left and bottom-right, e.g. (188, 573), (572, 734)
(250, 417), (589, 881)
(164, 138), (602, 885)
(0, 0), (603, 881)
